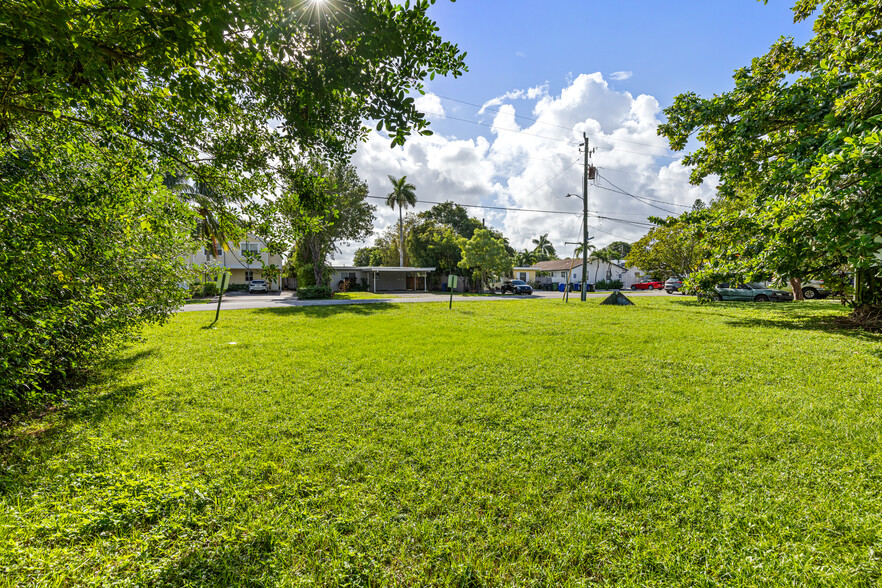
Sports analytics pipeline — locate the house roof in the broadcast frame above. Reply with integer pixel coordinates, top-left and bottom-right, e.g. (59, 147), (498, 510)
(531, 258), (629, 272)
(331, 266), (436, 272)
(532, 259), (583, 271)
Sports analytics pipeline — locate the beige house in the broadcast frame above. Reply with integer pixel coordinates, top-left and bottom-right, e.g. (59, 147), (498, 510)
(189, 234), (284, 290)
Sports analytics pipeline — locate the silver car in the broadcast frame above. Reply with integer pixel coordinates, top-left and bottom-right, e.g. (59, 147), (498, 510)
(248, 279), (268, 293)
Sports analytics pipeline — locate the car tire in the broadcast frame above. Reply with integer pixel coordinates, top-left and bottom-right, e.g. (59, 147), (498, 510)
(665, 289), (673, 294)
(712, 292), (723, 301)
(754, 294), (770, 302)
(630, 285), (637, 290)
(802, 287), (817, 299)
(648, 285), (654, 290)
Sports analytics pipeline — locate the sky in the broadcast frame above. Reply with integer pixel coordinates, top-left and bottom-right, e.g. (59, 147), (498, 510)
(337, 0), (816, 264)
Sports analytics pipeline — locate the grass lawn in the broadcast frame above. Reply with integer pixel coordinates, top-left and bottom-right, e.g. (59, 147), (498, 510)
(3, 298), (882, 586)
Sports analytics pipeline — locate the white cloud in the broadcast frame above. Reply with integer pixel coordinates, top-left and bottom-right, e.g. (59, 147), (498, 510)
(337, 73), (717, 264)
(610, 70), (633, 81)
(413, 93), (444, 118)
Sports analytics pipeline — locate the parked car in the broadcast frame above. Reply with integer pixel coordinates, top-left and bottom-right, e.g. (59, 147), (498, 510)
(800, 280), (832, 300)
(248, 279), (269, 293)
(664, 276), (684, 294)
(631, 279), (665, 291)
(501, 279), (533, 295)
(712, 282), (793, 302)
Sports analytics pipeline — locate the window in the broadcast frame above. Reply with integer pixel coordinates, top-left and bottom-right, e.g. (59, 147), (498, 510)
(519, 272), (527, 281)
(240, 242), (260, 256)
(204, 245), (222, 257)
(245, 270), (254, 282)
(561, 271), (567, 278)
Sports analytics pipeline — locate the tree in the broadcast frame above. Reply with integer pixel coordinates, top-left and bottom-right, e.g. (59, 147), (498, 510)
(531, 233), (558, 262)
(386, 175), (418, 266)
(279, 161), (375, 286)
(458, 229), (514, 292)
(515, 249), (538, 267)
(421, 201), (483, 239)
(353, 247), (383, 267)
(0, 123), (195, 409)
(626, 222), (704, 281)
(163, 176), (243, 251)
(407, 221), (462, 274)
(658, 0), (882, 309)
(2, 1), (466, 161)
(599, 241), (632, 261)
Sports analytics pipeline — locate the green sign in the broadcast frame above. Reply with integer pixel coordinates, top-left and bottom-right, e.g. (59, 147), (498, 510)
(216, 272), (230, 291)
(447, 275), (458, 289)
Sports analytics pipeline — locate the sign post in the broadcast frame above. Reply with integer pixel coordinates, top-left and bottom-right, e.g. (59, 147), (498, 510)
(447, 274), (458, 309)
(214, 272), (230, 323)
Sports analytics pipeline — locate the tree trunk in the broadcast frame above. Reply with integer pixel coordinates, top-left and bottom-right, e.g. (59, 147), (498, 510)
(398, 206), (404, 267)
(790, 277), (804, 301)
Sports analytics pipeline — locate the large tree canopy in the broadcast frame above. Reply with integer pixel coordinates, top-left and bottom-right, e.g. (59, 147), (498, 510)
(658, 0), (882, 307)
(1, 0), (466, 164)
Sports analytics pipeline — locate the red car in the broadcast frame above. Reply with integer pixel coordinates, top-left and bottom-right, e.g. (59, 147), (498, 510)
(630, 279), (665, 290)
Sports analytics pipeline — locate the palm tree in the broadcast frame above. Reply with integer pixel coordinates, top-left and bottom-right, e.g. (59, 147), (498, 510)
(531, 233), (556, 261)
(385, 175), (417, 266)
(163, 174), (240, 253)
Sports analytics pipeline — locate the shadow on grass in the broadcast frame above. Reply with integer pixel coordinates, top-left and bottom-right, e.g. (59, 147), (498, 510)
(674, 299), (882, 342)
(253, 302), (398, 319)
(0, 347), (159, 495)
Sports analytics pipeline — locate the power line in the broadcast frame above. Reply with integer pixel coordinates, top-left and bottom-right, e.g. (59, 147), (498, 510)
(594, 172), (690, 214)
(522, 158), (581, 198)
(365, 195), (656, 227)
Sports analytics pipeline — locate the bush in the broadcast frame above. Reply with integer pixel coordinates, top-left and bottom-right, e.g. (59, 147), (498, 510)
(595, 279), (624, 290)
(226, 283), (248, 292)
(201, 282), (219, 297)
(0, 127), (195, 413)
(296, 286), (333, 300)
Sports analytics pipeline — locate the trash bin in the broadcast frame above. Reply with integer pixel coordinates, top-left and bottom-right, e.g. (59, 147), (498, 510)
(558, 283), (565, 292)
(442, 283), (447, 292)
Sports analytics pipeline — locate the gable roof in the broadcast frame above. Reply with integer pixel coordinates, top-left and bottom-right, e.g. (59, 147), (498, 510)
(533, 259), (583, 271)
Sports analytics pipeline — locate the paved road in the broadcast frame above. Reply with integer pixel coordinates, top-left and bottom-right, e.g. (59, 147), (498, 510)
(179, 288), (676, 312)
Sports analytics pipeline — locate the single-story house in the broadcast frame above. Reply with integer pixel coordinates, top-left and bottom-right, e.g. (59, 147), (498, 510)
(329, 266), (436, 292)
(531, 258), (639, 288)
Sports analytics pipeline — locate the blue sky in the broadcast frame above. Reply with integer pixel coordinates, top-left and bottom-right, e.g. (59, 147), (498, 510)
(341, 1), (816, 263)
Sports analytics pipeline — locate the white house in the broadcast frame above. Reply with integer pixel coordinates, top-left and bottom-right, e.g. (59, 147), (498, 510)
(189, 234), (284, 290)
(532, 258), (636, 287)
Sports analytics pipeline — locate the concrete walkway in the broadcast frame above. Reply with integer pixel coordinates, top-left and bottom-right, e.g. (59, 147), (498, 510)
(179, 289), (672, 312)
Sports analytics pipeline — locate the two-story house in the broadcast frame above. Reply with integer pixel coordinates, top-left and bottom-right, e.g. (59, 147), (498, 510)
(189, 234), (284, 290)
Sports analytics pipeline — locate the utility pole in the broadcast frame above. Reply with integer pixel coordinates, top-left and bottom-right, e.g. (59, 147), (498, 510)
(580, 132), (596, 301)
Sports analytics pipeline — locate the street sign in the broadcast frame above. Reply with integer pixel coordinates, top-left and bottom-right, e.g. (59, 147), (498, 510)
(447, 275), (458, 309)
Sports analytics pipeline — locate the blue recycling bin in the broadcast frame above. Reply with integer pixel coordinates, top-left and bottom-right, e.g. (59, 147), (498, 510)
(558, 283), (565, 292)
(442, 283), (447, 292)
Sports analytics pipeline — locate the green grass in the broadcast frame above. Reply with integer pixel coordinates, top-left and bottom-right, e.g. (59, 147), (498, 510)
(3, 298), (882, 586)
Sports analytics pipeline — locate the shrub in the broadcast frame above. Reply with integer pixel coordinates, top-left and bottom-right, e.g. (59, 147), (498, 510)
(201, 282), (219, 297)
(296, 286), (333, 300)
(595, 279), (624, 290)
(0, 128), (195, 413)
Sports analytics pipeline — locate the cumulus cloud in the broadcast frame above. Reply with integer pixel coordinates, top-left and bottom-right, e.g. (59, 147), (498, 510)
(337, 73), (717, 264)
(478, 84), (548, 115)
(610, 70), (633, 81)
(413, 93), (444, 118)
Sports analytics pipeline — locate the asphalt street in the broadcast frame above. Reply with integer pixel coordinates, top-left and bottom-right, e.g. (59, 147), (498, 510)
(179, 288), (676, 312)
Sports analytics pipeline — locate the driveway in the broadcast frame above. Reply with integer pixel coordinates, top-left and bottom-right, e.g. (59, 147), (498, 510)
(179, 289), (673, 312)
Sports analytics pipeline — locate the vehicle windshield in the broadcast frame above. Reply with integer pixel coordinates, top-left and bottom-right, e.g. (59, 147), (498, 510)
(511, 280), (526, 285)
(746, 282), (765, 289)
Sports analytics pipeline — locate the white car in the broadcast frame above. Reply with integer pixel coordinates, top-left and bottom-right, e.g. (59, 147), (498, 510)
(248, 279), (269, 293)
